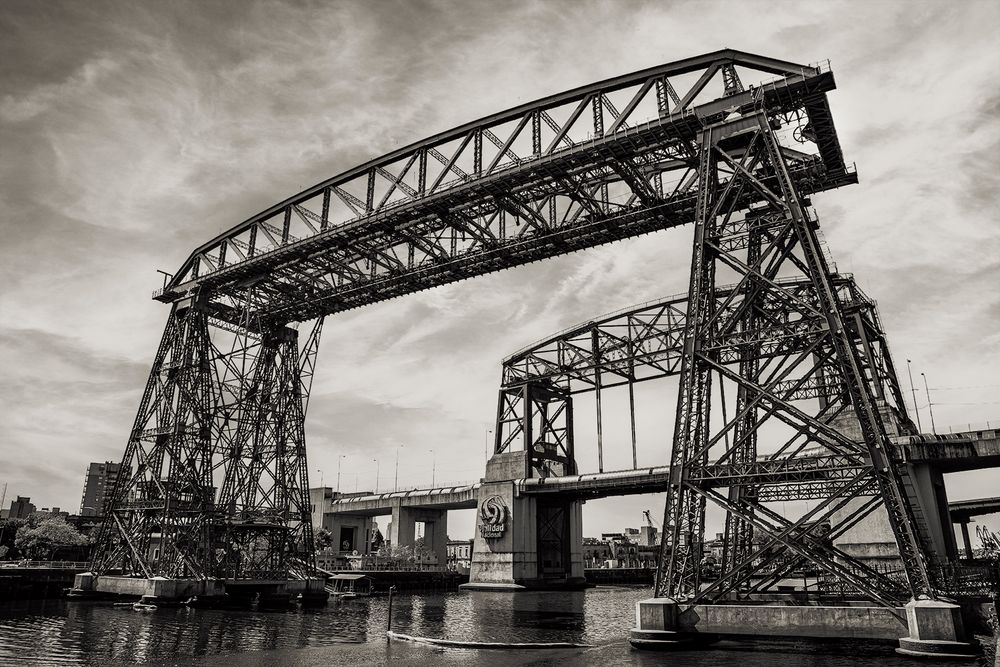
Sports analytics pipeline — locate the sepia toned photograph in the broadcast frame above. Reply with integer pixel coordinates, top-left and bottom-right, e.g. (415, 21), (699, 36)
(1, 1), (998, 664)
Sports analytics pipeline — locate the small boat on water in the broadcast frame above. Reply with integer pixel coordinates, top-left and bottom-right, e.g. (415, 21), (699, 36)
(327, 573), (373, 599)
(131, 594), (158, 611)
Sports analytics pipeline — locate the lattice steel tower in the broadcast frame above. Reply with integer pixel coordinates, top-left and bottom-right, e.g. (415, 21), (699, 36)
(654, 99), (933, 604)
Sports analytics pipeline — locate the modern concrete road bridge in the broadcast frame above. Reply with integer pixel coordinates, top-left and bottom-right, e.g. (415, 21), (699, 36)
(950, 496), (1000, 521)
(311, 484), (479, 565)
(315, 427), (999, 569)
(948, 495), (1000, 558)
(897, 431), (1000, 471)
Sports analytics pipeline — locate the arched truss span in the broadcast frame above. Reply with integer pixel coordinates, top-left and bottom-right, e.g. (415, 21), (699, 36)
(156, 49), (855, 326)
(495, 275), (913, 472)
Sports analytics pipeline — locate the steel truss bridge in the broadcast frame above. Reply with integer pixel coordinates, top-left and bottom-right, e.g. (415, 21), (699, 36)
(94, 49), (964, 608)
(498, 275), (911, 503)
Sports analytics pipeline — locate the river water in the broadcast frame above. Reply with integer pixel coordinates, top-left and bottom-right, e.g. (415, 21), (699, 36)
(0, 587), (989, 666)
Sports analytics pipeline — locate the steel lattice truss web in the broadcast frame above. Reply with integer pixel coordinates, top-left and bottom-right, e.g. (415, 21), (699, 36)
(154, 49), (855, 326)
(494, 275), (911, 495)
(93, 303), (323, 581)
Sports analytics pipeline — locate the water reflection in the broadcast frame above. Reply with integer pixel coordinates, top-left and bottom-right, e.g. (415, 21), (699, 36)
(0, 589), (989, 666)
(0, 589), (618, 664)
(465, 590), (586, 642)
(0, 595), (380, 665)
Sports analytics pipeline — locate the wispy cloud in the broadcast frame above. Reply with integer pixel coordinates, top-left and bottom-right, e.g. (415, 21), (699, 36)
(0, 56), (120, 123)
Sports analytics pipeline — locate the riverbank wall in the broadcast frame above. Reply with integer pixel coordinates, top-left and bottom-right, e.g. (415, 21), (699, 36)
(584, 568), (654, 585)
(329, 570), (469, 592)
(0, 566), (82, 600)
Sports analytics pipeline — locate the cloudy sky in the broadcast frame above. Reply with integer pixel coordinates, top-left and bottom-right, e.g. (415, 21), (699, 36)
(1, 0), (998, 540)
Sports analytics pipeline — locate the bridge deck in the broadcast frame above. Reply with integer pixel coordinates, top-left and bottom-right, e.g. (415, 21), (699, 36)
(323, 429), (999, 513)
(895, 429), (1000, 472)
(949, 496), (1000, 521)
(325, 485), (479, 516)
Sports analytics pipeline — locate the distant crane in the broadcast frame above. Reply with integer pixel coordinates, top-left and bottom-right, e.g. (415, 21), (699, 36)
(977, 524), (1000, 558)
(642, 509), (661, 530)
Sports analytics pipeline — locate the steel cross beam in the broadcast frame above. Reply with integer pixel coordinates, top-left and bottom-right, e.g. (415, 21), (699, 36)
(154, 51), (854, 327)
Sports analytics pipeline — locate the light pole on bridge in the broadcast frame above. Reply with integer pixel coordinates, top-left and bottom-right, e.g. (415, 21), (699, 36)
(394, 444), (403, 492)
(430, 449), (435, 487)
(336, 455), (347, 493)
(906, 359), (923, 432)
(373, 458), (379, 494)
(921, 372), (938, 435)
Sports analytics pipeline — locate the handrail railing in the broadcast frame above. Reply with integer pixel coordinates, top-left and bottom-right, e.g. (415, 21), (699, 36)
(0, 560), (90, 569)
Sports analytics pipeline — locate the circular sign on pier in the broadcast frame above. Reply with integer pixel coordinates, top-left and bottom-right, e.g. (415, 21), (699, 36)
(479, 495), (509, 539)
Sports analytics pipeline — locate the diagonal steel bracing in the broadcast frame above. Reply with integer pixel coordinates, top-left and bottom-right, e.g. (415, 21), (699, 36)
(654, 113), (933, 605)
(93, 292), (322, 581)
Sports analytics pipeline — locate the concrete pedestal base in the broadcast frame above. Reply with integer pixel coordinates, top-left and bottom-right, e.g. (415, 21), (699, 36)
(460, 581), (528, 591)
(70, 573), (226, 603)
(629, 598), (716, 650)
(629, 628), (718, 650)
(69, 573), (329, 606)
(896, 600), (977, 660)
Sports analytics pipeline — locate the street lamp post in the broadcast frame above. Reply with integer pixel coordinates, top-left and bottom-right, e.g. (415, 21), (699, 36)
(373, 458), (380, 494)
(484, 428), (493, 464)
(337, 455), (347, 493)
(394, 444), (403, 492)
(921, 373), (938, 434)
(317, 469), (324, 488)
(906, 359), (923, 432)
(430, 449), (435, 487)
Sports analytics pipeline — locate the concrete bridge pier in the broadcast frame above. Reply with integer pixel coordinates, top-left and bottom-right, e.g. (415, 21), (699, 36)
(629, 598), (976, 658)
(956, 519), (974, 559)
(829, 461), (959, 570)
(464, 451), (586, 590)
(389, 502), (448, 565)
(322, 513), (375, 554)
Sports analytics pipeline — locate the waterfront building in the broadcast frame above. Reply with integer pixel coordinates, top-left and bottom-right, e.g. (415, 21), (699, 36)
(6, 496), (35, 519)
(638, 525), (658, 546)
(584, 531), (661, 569)
(446, 539), (474, 571)
(607, 534), (640, 567)
(78, 461), (125, 517)
(583, 537), (612, 567)
(636, 544), (658, 567)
